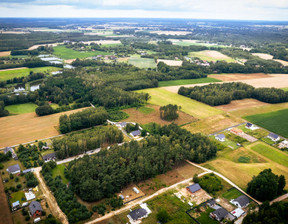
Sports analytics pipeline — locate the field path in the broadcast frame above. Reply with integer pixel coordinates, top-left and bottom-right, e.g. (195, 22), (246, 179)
(270, 193), (288, 204)
(34, 167), (69, 224)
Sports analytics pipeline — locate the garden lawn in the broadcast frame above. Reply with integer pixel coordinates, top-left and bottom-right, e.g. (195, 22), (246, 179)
(5, 103), (38, 115)
(0, 67), (59, 81)
(53, 45), (109, 60)
(9, 191), (26, 204)
(222, 188), (243, 200)
(52, 164), (69, 184)
(158, 77), (221, 87)
(196, 207), (219, 224)
(137, 88), (222, 119)
(244, 109), (288, 137)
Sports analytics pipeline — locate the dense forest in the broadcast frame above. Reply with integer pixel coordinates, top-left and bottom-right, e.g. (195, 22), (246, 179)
(243, 201), (288, 224)
(179, 82), (288, 106)
(66, 124), (217, 202)
(53, 125), (123, 159)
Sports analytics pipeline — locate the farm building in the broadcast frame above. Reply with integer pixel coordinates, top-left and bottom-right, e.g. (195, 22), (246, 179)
(29, 201), (43, 218)
(267, 133), (280, 142)
(215, 134), (225, 142)
(210, 207), (229, 221)
(187, 183), (201, 193)
(231, 128), (244, 135)
(231, 208), (245, 219)
(245, 122), (258, 130)
(130, 130), (141, 137)
(7, 164), (21, 174)
(230, 195), (250, 208)
(42, 153), (56, 162)
(279, 140), (288, 149)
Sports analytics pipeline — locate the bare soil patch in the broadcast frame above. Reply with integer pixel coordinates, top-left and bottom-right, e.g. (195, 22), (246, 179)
(122, 104), (196, 126)
(0, 51), (11, 57)
(28, 43), (59, 50)
(119, 185), (145, 204)
(184, 188), (212, 205)
(0, 175), (13, 224)
(241, 74), (288, 88)
(252, 53), (273, 60)
(138, 161), (202, 195)
(157, 59), (183, 66)
(0, 107), (87, 148)
(215, 99), (269, 112)
(209, 73), (269, 81)
(64, 59), (76, 64)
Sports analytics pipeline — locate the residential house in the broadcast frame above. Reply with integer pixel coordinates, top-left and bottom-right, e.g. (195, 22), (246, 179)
(231, 208), (245, 219)
(279, 140), (288, 149)
(207, 199), (216, 207)
(7, 164), (21, 174)
(186, 183), (201, 194)
(215, 134), (225, 142)
(267, 133), (280, 142)
(230, 195), (250, 208)
(130, 130), (141, 137)
(245, 122), (258, 130)
(231, 128), (244, 136)
(128, 208), (148, 222)
(29, 201), (43, 218)
(42, 153), (56, 162)
(210, 207), (229, 221)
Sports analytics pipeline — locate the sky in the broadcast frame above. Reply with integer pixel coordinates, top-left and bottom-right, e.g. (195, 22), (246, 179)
(0, 0), (288, 21)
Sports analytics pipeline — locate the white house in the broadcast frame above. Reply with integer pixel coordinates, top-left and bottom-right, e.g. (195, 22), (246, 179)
(267, 133), (280, 142)
(230, 195), (250, 208)
(215, 134), (225, 142)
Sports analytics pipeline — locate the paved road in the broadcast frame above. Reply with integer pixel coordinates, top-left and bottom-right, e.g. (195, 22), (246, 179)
(34, 167), (69, 224)
(185, 160), (262, 205)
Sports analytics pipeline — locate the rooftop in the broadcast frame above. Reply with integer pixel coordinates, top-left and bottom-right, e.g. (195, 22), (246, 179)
(29, 201), (43, 215)
(187, 183), (201, 193)
(129, 208), (147, 221)
(216, 134), (225, 139)
(234, 195), (249, 207)
(7, 164), (21, 173)
(212, 207), (229, 220)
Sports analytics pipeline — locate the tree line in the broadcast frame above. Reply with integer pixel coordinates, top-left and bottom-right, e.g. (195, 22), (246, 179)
(179, 82), (288, 106)
(66, 124), (217, 202)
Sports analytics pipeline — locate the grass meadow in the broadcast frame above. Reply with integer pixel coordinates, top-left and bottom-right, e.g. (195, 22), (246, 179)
(158, 77), (221, 87)
(53, 45), (109, 60)
(128, 55), (156, 68)
(244, 109), (288, 137)
(0, 67), (59, 81)
(6, 103), (38, 115)
(189, 50), (236, 63)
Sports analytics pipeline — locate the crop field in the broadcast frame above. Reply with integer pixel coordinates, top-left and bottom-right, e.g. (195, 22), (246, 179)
(128, 55), (156, 68)
(0, 107), (87, 148)
(0, 67), (59, 81)
(157, 59), (183, 66)
(215, 99), (269, 112)
(158, 77), (221, 87)
(0, 51), (10, 57)
(208, 73), (269, 81)
(122, 104), (196, 126)
(53, 45), (109, 59)
(244, 109), (288, 137)
(189, 50), (236, 62)
(169, 39), (228, 48)
(5, 103), (38, 115)
(137, 88), (222, 119)
(252, 53), (273, 60)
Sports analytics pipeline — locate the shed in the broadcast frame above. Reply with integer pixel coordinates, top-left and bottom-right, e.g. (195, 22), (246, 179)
(12, 201), (20, 208)
(7, 164), (21, 174)
(186, 183), (201, 193)
(23, 169), (32, 174)
(25, 191), (36, 201)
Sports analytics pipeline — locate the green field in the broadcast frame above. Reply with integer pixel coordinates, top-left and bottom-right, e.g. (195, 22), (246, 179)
(128, 55), (156, 68)
(5, 103), (38, 115)
(174, 41), (228, 48)
(222, 188), (243, 200)
(137, 88), (222, 119)
(53, 45), (109, 60)
(250, 143), (288, 168)
(0, 67), (60, 81)
(189, 50), (236, 63)
(138, 106), (155, 114)
(52, 164), (69, 184)
(244, 109), (288, 137)
(158, 77), (221, 87)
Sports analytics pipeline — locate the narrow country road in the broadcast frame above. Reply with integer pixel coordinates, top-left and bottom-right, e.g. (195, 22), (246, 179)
(185, 160), (262, 205)
(270, 193), (288, 205)
(34, 167), (69, 224)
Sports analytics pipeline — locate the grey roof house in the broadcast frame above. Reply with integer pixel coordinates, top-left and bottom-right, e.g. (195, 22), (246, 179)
(128, 208), (148, 221)
(29, 201), (43, 217)
(131, 130), (141, 137)
(42, 152), (56, 162)
(7, 164), (21, 174)
(267, 133), (280, 142)
(187, 183), (201, 193)
(210, 207), (229, 221)
(231, 195), (250, 208)
(215, 134), (225, 142)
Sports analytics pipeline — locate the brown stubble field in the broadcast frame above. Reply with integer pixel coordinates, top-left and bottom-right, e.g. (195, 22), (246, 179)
(0, 107), (87, 148)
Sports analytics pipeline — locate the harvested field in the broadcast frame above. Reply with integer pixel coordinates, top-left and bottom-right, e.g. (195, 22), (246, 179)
(0, 175), (13, 224)
(138, 161), (202, 195)
(0, 51), (10, 57)
(209, 73), (269, 81)
(183, 114), (243, 135)
(122, 105), (196, 125)
(274, 59), (288, 66)
(189, 50), (235, 62)
(215, 99), (269, 112)
(28, 42), (59, 50)
(81, 40), (121, 45)
(0, 107), (87, 148)
(252, 53), (273, 60)
(157, 59), (183, 66)
(150, 31), (191, 35)
(64, 59), (76, 64)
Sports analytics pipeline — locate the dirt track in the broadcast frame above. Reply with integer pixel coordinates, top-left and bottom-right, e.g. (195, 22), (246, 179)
(34, 168), (69, 224)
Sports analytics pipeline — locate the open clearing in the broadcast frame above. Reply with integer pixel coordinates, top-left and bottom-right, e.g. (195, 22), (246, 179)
(0, 51), (11, 57)
(6, 103), (38, 115)
(53, 45), (109, 60)
(244, 108), (288, 137)
(0, 66), (59, 81)
(252, 53), (273, 60)
(128, 55), (156, 68)
(215, 99), (269, 112)
(158, 77), (221, 87)
(189, 50), (236, 62)
(209, 73), (270, 81)
(0, 107), (87, 148)
(122, 104), (196, 126)
(157, 59), (183, 66)
(137, 88), (222, 119)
